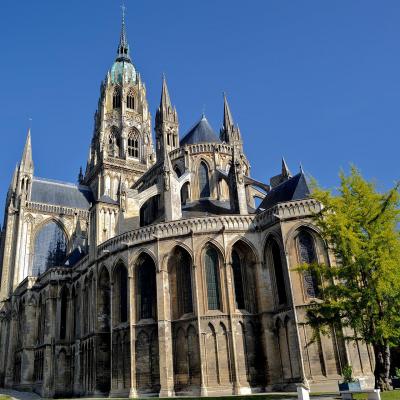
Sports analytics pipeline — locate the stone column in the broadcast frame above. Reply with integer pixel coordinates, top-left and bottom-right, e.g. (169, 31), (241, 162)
(192, 263), (207, 396)
(42, 287), (57, 398)
(21, 297), (37, 386)
(128, 264), (138, 397)
(156, 267), (175, 397)
(4, 310), (17, 387)
(224, 261), (251, 394)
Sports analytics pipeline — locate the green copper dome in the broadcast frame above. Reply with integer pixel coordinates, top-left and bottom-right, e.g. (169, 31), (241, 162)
(110, 5), (136, 84)
(110, 60), (137, 84)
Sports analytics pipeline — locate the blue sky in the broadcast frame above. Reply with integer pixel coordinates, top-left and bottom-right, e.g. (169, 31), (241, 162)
(1, 1), (400, 220)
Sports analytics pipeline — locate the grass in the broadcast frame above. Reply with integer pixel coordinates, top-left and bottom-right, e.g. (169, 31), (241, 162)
(352, 391), (400, 400)
(0, 396), (11, 400)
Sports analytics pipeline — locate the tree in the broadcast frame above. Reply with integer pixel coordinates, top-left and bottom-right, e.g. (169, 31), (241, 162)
(304, 166), (400, 391)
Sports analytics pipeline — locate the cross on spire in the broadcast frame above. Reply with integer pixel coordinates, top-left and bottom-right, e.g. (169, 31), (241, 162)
(116, 2), (131, 62)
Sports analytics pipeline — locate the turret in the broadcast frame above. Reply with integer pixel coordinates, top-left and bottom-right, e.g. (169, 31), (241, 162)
(16, 129), (34, 202)
(155, 75), (179, 160)
(220, 94), (242, 149)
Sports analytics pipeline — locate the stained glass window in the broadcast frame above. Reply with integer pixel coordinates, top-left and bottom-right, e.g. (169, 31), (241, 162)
(128, 130), (139, 158)
(127, 92), (135, 109)
(113, 88), (121, 108)
(176, 250), (193, 315)
(31, 222), (67, 276)
(199, 162), (210, 198)
(298, 231), (320, 298)
(232, 250), (245, 310)
(138, 256), (157, 319)
(271, 240), (287, 305)
(205, 247), (221, 310)
(60, 287), (68, 339)
(115, 264), (128, 323)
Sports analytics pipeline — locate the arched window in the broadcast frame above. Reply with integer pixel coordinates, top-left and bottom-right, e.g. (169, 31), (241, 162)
(31, 221), (68, 276)
(205, 247), (221, 310)
(176, 249), (193, 315)
(298, 230), (320, 298)
(140, 195), (161, 227)
(232, 250), (245, 310)
(271, 240), (287, 305)
(113, 88), (121, 109)
(199, 162), (210, 198)
(127, 91), (135, 109)
(174, 165), (182, 178)
(128, 130), (139, 158)
(181, 182), (189, 205)
(60, 287), (68, 340)
(114, 263), (128, 323)
(137, 255), (157, 320)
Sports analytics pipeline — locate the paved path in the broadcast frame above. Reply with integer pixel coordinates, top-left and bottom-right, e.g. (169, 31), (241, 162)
(0, 389), (41, 400)
(0, 388), (339, 400)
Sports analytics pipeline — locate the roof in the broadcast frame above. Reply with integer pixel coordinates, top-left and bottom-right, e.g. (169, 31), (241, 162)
(180, 115), (221, 146)
(257, 173), (310, 211)
(31, 178), (93, 210)
(64, 246), (86, 267)
(98, 195), (119, 205)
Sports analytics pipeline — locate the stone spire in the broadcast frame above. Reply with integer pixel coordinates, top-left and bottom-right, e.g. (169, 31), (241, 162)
(282, 157), (292, 179)
(155, 75), (179, 160)
(116, 5), (131, 62)
(20, 129), (33, 173)
(156, 75), (177, 124)
(220, 93), (242, 145)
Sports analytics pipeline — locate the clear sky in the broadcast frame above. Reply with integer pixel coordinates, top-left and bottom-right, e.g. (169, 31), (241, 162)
(1, 1), (399, 221)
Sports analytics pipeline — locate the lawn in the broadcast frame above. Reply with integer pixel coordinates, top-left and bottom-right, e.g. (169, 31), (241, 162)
(352, 391), (400, 400)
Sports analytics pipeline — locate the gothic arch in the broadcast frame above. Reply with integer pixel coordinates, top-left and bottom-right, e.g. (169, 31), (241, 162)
(264, 235), (288, 306)
(135, 252), (157, 321)
(110, 256), (128, 280)
(226, 236), (260, 264)
(168, 245), (194, 320)
(230, 239), (259, 313)
(130, 248), (157, 276)
(112, 260), (129, 325)
(127, 128), (140, 158)
(201, 243), (224, 312)
(284, 222), (325, 250)
(197, 237), (225, 266)
(30, 218), (69, 276)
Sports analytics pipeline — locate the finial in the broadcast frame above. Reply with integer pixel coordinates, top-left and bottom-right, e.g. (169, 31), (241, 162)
(300, 162), (304, 174)
(116, 1), (131, 62)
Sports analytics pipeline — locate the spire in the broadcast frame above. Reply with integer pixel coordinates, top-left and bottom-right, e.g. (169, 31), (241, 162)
(223, 93), (234, 133)
(160, 74), (172, 112)
(156, 74), (177, 124)
(20, 129), (33, 172)
(220, 93), (242, 145)
(282, 157), (292, 179)
(116, 4), (131, 62)
(78, 167), (84, 184)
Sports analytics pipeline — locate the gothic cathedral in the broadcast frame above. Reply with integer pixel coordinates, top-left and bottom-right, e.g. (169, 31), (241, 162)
(0, 10), (374, 398)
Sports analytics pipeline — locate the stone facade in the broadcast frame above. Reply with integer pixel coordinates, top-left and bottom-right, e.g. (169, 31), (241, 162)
(0, 10), (374, 398)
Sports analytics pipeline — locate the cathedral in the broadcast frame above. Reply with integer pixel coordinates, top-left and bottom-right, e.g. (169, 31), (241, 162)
(0, 10), (374, 398)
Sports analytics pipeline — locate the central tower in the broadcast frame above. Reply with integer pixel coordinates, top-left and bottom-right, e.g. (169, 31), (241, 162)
(83, 8), (155, 200)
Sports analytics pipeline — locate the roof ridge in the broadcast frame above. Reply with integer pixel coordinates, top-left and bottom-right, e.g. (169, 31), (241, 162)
(33, 177), (91, 190)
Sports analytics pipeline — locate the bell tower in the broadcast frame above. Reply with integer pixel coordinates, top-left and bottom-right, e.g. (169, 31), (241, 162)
(83, 7), (155, 201)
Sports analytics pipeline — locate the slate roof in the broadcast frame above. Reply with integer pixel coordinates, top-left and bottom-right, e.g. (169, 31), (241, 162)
(31, 178), (93, 210)
(180, 115), (221, 146)
(64, 246), (86, 267)
(257, 173), (310, 211)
